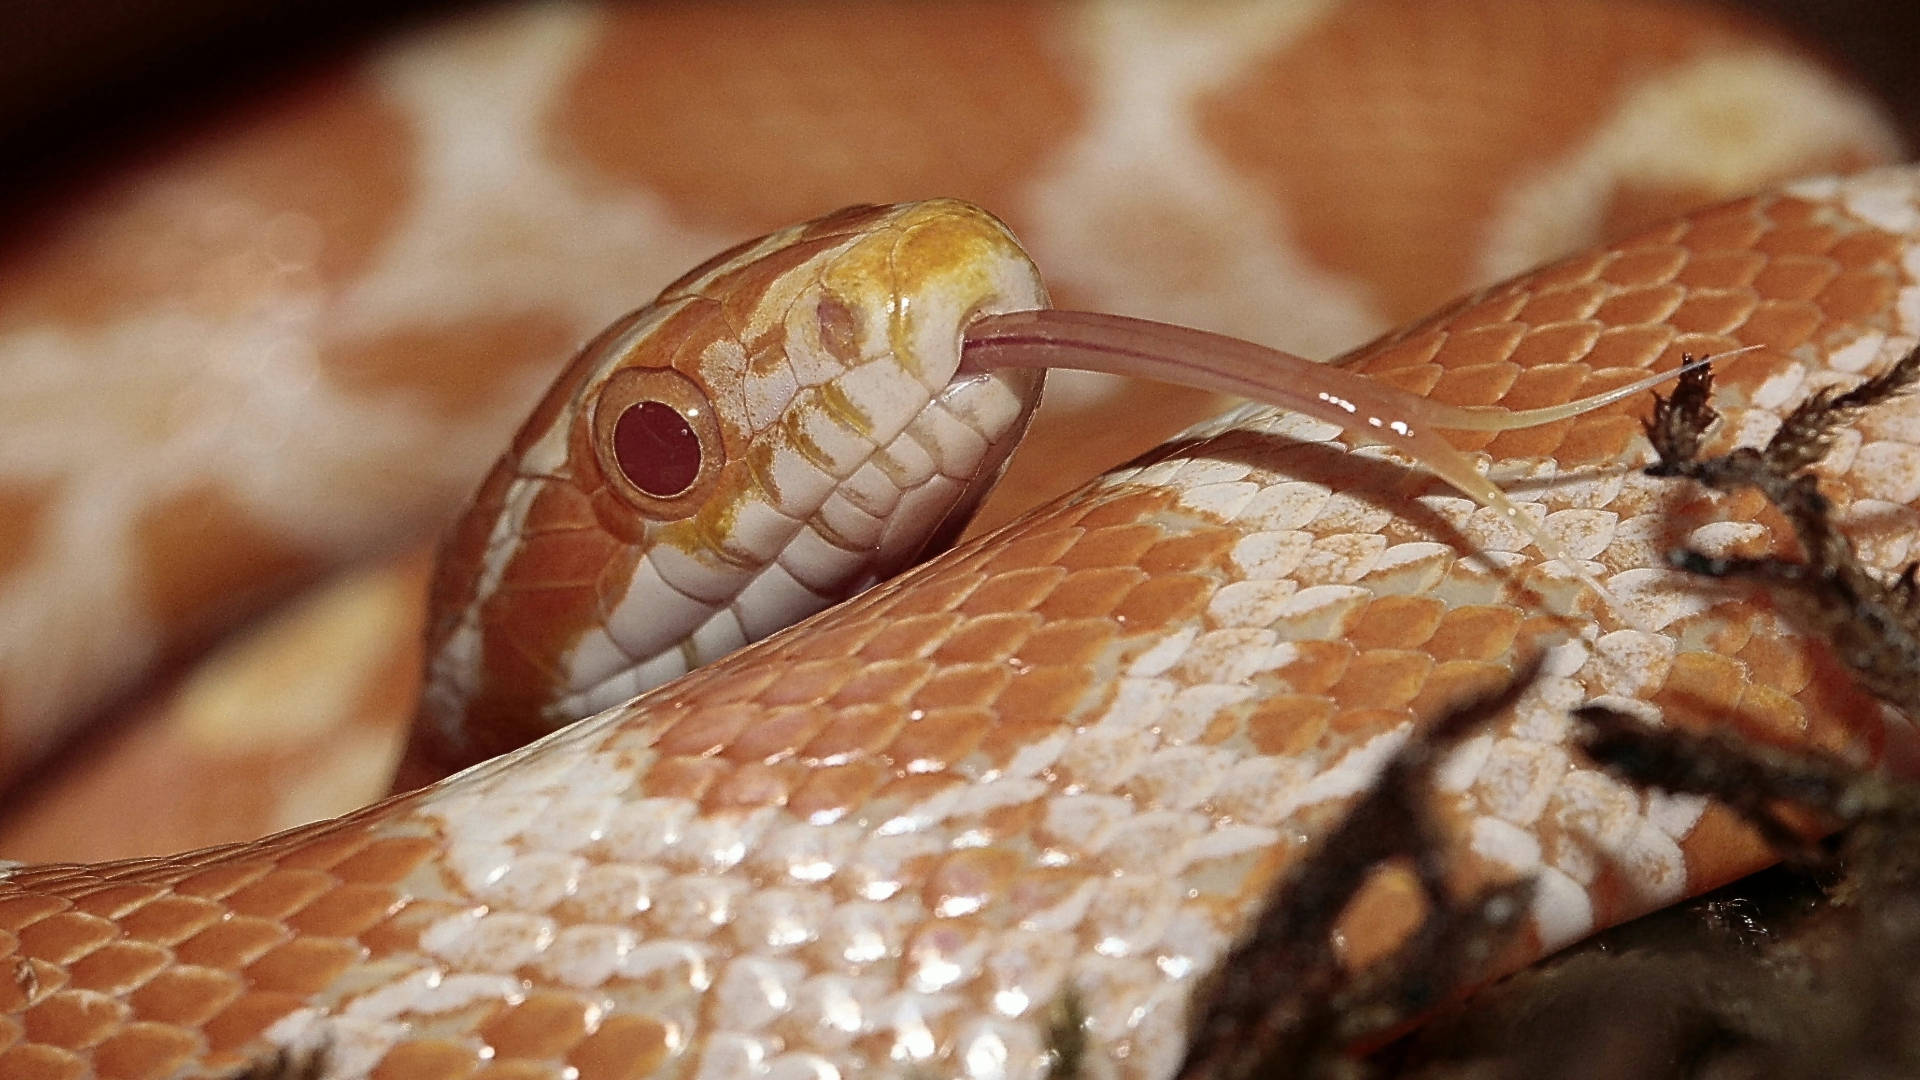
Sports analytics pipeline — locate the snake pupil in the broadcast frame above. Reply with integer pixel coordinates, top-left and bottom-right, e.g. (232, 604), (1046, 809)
(613, 400), (702, 497)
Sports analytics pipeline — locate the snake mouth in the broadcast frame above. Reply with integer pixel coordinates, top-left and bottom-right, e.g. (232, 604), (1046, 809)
(900, 361), (1047, 565)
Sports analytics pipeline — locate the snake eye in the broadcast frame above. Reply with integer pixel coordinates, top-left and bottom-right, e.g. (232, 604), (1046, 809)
(614, 401), (701, 496)
(591, 367), (723, 519)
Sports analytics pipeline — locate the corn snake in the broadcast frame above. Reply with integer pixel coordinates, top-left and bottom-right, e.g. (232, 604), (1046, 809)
(3, 2), (1920, 1076)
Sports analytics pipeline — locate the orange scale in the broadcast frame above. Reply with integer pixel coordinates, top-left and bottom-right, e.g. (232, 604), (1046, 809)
(752, 657), (861, 708)
(1329, 650), (1435, 711)
(327, 836), (439, 888)
(171, 917), (289, 971)
(1345, 595), (1447, 652)
(1110, 574), (1213, 633)
(1592, 283), (1686, 327)
(1408, 660), (1515, 718)
(1585, 323), (1677, 371)
(14, 913), (116, 967)
(1672, 248), (1767, 289)
(218, 870), (338, 923)
(1033, 566), (1146, 621)
(779, 619), (888, 668)
(1508, 323), (1604, 373)
(1749, 254), (1840, 301)
(1668, 289), (1760, 337)
(0, 1042), (86, 1080)
(472, 1061), (564, 1080)
(1757, 221), (1843, 258)
(0, 896), (70, 934)
(972, 528), (1082, 578)
(166, 863), (275, 904)
(1816, 267), (1900, 323)
(242, 937), (364, 997)
(23, 990), (126, 1050)
(273, 828), (378, 875)
(1246, 694), (1335, 758)
(653, 703), (757, 758)
(817, 655), (928, 709)
(1053, 491), (1159, 532)
(80, 1020), (200, 1080)
(115, 897), (222, 949)
(883, 707), (993, 774)
(672, 661), (780, 708)
(124, 967), (240, 1028)
(1523, 250), (1614, 293)
(1483, 418), (1573, 461)
(991, 666), (1094, 727)
(1429, 323), (1527, 371)
(922, 848), (1020, 916)
(1429, 361), (1520, 408)
(1678, 203), (1769, 253)
(1055, 523), (1163, 572)
(1738, 683), (1814, 747)
(639, 757), (730, 803)
(1652, 651), (1755, 729)
(65, 887), (164, 923)
(1548, 413), (1641, 468)
(1425, 605), (1524, 663)
(1272, 640), (1355, 697)
(566, 1014), (673, 1080)
(797, 704), (908, 762)
(785, 760), (889, 824)
(1010, 619), (1116, 669)
(857, 612), (965, 662)
(908, 664), (1012, 713)
(929, 612), (1039, 665)
(479, 991), (595, 1063)
(282, 883), (403, 940)
(1682, 608), (1758, 656)
(863, 569), (983, 620)
(957, 565), (1068, 616)
(371, 1040), (485, 1080)
(864, 775), (963, 828)
(1358, 331), (1446, 373)
(1329, 705), (1416, 739)
(1439, 291), (1530, 333)
(1736, 628), (1815, 697)
(61, 941), (168, 998)
(1137, 530), (1235, 575)
(1734, 299), (1824, 353)
(1514, 284), (1606, 326)
(354, 897), (456, 958)
(1828, 228), (1905, 269)
(1360, 360), (1445, 398)
(1330, 864), (1428, 974)
(1596, 244), (1689, 288)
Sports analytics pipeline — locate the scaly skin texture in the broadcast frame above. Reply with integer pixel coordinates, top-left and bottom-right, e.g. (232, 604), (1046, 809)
(0, 0), (1897, 798)
(405, 201), (1046, 785)
(7, 172), (1920, 1080)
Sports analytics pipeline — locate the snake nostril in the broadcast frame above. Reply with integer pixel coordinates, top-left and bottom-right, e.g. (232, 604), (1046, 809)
(614, 400), (703, 497)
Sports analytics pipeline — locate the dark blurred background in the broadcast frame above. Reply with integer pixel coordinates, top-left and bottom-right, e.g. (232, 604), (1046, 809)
(0, 0), (1916, 197)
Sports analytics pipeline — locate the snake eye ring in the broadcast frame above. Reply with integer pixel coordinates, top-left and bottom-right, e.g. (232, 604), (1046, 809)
(591, 366), (725, 520)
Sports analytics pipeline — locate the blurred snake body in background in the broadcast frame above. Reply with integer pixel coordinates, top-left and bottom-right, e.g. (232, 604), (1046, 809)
(1, 2), (1919, 1078)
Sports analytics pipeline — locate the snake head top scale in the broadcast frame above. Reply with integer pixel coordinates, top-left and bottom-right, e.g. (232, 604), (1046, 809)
(404, 201), (1050, 786)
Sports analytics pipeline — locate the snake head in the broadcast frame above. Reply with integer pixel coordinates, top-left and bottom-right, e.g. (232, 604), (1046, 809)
(404, 200), (1047, 784)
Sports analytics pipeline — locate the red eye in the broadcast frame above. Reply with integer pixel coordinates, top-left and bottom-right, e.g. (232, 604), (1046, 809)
(591, 366), (723, 520)
(614, 401), (702, 497)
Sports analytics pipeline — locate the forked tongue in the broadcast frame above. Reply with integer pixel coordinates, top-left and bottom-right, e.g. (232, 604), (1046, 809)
(961, 309), (1746, 624)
